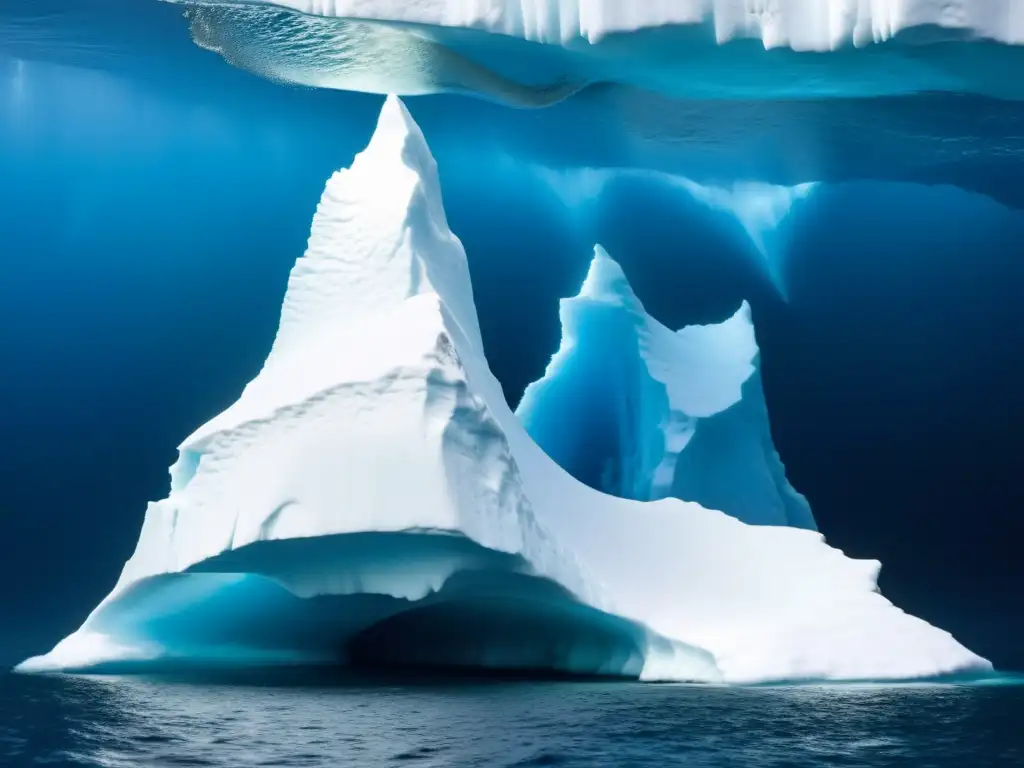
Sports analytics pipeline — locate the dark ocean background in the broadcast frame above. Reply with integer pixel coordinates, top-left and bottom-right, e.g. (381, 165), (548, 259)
(1, 1), (1024, 765)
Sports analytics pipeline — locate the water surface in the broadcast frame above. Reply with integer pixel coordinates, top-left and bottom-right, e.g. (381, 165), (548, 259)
(2, 671), (1021, 767)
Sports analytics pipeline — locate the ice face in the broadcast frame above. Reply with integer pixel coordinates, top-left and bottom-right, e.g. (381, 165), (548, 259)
(517, 246), (814, 529)
(534, 167), (815, 296)
(16, 95), (711, 681)
(519, 247), (684, 502)
(168, 0), (1024, 104)
(17, 96), (990, 684)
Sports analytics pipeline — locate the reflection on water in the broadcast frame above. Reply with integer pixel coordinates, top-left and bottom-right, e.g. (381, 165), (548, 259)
(2, 671), (1022, 767)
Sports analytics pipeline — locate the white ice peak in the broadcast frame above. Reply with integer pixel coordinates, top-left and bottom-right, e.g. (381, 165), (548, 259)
(19, 96), (991, 684)
(269, 94), (484, 366)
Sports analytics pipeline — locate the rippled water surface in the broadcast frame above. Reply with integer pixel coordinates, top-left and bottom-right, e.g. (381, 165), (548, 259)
(2, 670), (1022, 767)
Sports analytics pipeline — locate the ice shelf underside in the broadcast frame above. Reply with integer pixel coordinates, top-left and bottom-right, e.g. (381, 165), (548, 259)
(172, 0), (1024, 106)
(17, 95), (992, 684)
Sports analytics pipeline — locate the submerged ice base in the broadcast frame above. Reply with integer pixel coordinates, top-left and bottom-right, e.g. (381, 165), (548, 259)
(19, 96), (991, 684)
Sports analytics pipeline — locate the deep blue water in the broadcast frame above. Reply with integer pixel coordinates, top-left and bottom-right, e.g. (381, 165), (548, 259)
(3, 672), (1024, 767)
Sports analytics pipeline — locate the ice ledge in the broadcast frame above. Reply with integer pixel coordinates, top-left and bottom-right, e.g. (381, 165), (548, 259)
(205, 0), (1024, 47)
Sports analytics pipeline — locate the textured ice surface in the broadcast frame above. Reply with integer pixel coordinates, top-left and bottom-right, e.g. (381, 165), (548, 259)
(534, 166), (814, 295)
(18, 96), (990, 683)
(518, 246), (815, 529)
(171, 0), (1024, 103)
(194, 0), (1024, 47)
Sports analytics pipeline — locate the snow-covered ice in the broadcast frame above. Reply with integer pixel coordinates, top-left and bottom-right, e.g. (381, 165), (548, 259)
(18, 95), (991, 683)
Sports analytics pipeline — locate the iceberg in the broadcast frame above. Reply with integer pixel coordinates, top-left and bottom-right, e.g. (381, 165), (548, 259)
(18, 95), (991, 683)
(517, 246), (815, 529)
(170, 0), (1024, 103)
(533, 166), (814, 295)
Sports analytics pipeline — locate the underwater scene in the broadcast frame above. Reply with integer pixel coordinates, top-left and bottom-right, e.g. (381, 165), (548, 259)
(1, 1), (1023, 766)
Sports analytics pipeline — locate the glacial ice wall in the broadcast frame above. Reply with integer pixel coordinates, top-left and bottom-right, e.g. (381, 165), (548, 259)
(518, 246), (815, 529)
(18, 96), (990, 684)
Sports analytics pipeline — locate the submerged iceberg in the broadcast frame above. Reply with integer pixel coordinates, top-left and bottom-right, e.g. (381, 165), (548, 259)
(172, 0), (1024, 103)
(518, 246), (815, 529)
(19, 96), (991, 683)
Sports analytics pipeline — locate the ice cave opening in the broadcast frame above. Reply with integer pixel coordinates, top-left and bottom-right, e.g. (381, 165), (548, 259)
(44, 532), (694, 680)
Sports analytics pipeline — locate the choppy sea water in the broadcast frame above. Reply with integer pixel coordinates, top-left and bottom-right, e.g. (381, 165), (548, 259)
(1, 670), (1022, 767)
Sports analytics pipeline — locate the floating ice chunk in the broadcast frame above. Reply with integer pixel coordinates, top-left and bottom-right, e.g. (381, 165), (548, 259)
(19, 95), (989, 683)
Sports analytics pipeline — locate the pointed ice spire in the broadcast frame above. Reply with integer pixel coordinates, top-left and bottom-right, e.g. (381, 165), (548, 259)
(577, 245), (641, 306)
(268, 95), (483, 371)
